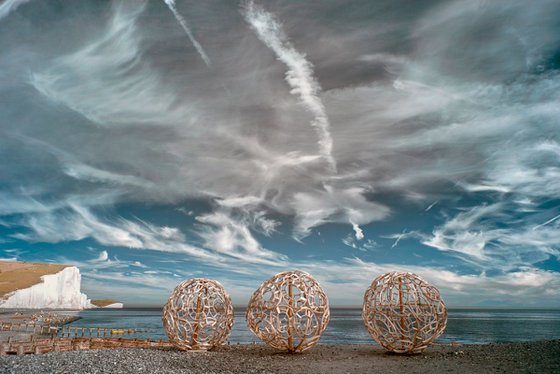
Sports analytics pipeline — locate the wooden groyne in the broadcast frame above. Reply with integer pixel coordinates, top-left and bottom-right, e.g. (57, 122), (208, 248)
(0, 337), (173, 355)
(1, 321), (146, 339)
(57, 325), (145, 338)
(1, 322), (58, 336)
(0, 315), (165, 355)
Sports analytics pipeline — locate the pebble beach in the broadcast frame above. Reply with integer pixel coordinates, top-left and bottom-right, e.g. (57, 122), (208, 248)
(1, 340), (559, 374)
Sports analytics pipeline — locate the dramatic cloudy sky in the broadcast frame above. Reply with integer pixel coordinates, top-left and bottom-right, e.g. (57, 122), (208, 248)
(1, 0), (559, 307)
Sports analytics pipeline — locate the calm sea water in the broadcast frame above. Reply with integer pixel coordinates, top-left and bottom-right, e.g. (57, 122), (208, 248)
(65, 308), (560, 344)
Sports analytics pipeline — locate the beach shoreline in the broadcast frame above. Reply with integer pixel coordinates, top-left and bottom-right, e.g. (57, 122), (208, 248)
(1, 340), (559, 373)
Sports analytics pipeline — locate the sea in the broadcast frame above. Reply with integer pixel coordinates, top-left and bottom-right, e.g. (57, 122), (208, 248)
(64, 308), (560, 345)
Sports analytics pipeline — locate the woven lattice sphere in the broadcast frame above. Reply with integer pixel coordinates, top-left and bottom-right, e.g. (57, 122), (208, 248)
(362, 272), (447, 354)
(162, 278), (234, 350)
(246, 270), (330, 352)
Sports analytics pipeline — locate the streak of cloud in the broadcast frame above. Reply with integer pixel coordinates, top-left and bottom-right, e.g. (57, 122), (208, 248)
(0, 0), (30, 20)
(242, 1), (336, 171)
(533, 214), (560, 230)
(162, 0), (211, 67)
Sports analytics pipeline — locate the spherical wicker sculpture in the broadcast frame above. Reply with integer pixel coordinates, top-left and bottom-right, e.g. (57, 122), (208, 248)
(362, 271), (447, 354)
(162, 278), (234, 351)
(246, 270), (330, 353)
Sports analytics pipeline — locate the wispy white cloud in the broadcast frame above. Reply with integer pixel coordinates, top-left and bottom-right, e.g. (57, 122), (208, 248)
(422, 204), (504, 261)
(459, 183), (511, 194)
(0, 193), (56, 216)
(91, 250), (147, 269)
(389, 231), (407, 249)
(484, 139), (560, 199)
(341, 234), (377, 252)
(162, 0), (211, 67)
(0, 257), (18, 262)
(420, 202), (560, 270)
(243, 1), (336, 170)
(293, 258), (560, 307)
(13, 202), (217, 262)
(69, 250), (560, 307)
(14, 134), (156, 191)
(30, 1), (195, 127)
(56, 249), (147, 272)
(94, 250), (108, 262)
(292, 186), (389, 239)
(196, 209), (287, 265)
(425, 201), (438, 212)
(533, 213), (560, 231)
(351, 222), (364, 240)
(99, 255), (560, 307)
(0, 0), (31, 20)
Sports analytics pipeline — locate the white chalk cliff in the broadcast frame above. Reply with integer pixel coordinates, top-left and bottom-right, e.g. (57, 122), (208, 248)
(0, 265), (93, 309)
(101, 302), (124, 308)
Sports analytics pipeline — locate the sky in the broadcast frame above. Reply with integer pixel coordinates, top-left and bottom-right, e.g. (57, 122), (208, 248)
(0, 0), (559, 307)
